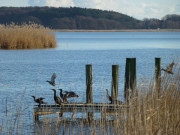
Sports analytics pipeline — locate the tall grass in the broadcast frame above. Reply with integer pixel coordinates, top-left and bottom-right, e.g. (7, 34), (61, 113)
(0, 23), (56, 49)
(0, 68), (179, 134)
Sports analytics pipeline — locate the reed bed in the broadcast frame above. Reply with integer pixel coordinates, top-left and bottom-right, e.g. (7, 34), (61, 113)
(0, 68), (179, 134)
(0, 23), (56, 49)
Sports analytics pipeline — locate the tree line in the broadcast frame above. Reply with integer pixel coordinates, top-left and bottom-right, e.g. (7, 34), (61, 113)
(0, 7), (179, 29)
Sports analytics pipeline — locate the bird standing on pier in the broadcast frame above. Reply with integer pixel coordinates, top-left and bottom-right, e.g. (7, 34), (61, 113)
(32, 96), (46, 105)
(64, 90), (79, 98)
(106, 89), (122, 104)
(58, 89), (68, 103)
(46, 73), (56, 86)
(106, 89), (112, 103)
(161, 60), (175, 74)
(51, 89), (62, 105)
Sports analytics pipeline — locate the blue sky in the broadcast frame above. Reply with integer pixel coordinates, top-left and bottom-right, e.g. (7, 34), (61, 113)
(0, 0), (180, 19)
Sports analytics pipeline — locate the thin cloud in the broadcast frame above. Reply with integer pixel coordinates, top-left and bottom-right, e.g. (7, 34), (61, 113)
(28, 0), (180, 19)
(29, 0), (74, 7)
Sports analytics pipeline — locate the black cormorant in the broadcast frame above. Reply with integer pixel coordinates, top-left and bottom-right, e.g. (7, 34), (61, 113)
(58, 89), (68, 103)
(106, 89), (122, 104)
(46, 73), (56, 86)
(51, 89), (62, 105)
(106, 89), (112, 102)
(64, 91), (79, 98)
(32, 96), (46, 105)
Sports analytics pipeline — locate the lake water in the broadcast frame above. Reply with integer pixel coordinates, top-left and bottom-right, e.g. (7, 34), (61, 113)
(0, 32), (180, 134)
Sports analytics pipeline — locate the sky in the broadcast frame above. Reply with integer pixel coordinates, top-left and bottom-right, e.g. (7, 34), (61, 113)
(0, 0), (180, 20)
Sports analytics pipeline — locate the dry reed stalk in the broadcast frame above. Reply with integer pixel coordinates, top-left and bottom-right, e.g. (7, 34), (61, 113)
(0, 23), (56, 49)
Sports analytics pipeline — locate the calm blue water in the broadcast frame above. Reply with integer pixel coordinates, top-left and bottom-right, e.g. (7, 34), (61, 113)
(0, 32), (179, 134)
(57, 32), (180, 49)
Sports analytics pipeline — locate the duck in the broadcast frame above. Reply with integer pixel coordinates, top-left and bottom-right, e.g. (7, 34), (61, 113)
(51, 89), (62, 105)
(32, 96), (46, 105)
(46, 73), (56, 86)
(161, 60), (175, 74)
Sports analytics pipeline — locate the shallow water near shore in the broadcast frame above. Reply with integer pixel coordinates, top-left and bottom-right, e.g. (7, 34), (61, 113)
(0, 32), (180, 134)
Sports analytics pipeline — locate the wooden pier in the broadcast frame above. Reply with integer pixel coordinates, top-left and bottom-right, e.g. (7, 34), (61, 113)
(33, 58), (162, 121)
(34, 103), (128, 121)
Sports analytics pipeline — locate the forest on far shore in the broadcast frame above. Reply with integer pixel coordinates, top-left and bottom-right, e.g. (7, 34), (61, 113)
(0, 7), (180, 30)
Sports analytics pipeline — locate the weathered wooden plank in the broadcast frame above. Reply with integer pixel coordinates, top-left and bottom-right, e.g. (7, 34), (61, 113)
(34, 106), (127, 114)
(33, 103), (128, 116)
(35, 103), (128, 108)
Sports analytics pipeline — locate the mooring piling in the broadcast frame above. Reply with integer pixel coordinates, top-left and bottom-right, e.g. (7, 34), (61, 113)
(86, 64), (94, 120)
(86, 64), (93, 104)
(124, 58), (137, 101)
(111, 65), (119, 101)
(155, 57), (161, 98)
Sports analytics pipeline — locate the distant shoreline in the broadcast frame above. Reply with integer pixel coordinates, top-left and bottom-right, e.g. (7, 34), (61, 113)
(53, 29), (180, 32)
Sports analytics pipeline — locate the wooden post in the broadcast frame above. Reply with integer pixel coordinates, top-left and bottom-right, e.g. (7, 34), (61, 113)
(124, 58), (137, 101)
(111, 65), (119, 102)
(35, 113), (39, 121)
(155, 58), (161, 98)
(86, 64), (93, 104)
(59, 112), (63, 117)
(86, 64), (94, 121)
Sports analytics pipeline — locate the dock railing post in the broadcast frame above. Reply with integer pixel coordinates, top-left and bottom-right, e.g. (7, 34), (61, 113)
(34, 112), (39, 121)
(155, 58), (161, 99)
(86, 64), (94, 121)
(111, 65), (119, 103)
(124, 58), (137, 102)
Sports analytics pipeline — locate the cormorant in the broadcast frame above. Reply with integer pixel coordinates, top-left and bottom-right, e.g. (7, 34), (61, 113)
(106, 89), (122, 104)
(51, 89), (62, 105)
(64, 91), (79, 98)
(32, 96), (46, 105)
(106, 89), (112, 102)
(58, 89), (68, 103)
(161, 60), (175, 74)
(46, 73), (56, 86)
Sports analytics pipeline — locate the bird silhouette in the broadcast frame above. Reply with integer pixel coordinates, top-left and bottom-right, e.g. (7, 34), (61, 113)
(32, 96), (47, 105)
(106, 89), (112, 102)
(161, 60), (175, 74)
(58, 89), (68, 103)
(51, 89), (62, 105)
(64, 90), (79, 98)
(106, 89), (122, 104)
(46, 73), (56, 86)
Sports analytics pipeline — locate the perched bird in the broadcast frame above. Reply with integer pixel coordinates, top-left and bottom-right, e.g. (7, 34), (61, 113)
(51, 89), (62, 105)
(161, 60), (175, 74)
(46, 73), (56, 86)
(32, 96), (46, 105)
(106, 89), (112, 102)
(106, 89), (122, 104)
(64, 91), (79, 98)
(58, 89), (68, 103)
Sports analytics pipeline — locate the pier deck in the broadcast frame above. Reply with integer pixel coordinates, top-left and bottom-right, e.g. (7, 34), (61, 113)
(33, 103), (128, 121)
